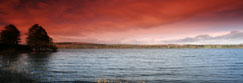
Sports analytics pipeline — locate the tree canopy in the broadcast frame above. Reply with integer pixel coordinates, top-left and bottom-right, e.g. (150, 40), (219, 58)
(26, 24), (56, 52)
(0, 24), (20, 45)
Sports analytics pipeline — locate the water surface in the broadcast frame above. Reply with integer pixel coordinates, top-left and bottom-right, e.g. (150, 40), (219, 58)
(0, 49), (243, 82)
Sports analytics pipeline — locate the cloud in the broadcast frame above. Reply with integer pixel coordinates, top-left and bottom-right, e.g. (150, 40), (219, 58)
(163, 31), (243, 44)
(0, 0), (243, 43)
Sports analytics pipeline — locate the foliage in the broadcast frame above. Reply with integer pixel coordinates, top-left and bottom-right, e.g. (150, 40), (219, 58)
(26, 24), (56, 52)
(0, 24), (20, 45)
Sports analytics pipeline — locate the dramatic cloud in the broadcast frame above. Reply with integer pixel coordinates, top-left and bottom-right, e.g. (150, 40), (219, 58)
(163, 31), (243, 44)
(0, 0), (243, 44)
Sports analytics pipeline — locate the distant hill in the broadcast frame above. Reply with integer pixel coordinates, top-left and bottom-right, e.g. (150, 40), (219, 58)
(55, 42), (106, 48)
(55, 42), (243, 49)
(55, 42), (97, 44)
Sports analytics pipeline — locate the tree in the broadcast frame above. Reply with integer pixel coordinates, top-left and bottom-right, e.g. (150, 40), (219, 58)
(26, 24), (56, 52)
(0, 24), (20, 45)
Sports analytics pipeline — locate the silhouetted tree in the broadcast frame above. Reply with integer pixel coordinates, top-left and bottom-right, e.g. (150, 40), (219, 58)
(26, 24), (56, 52)
(0, 24), (20, 45)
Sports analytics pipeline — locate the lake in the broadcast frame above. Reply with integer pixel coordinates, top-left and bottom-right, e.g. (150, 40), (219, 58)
(0, 49), (243, 82)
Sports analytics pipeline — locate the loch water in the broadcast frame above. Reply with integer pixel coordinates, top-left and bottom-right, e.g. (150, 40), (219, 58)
(0, 49), (243, 82)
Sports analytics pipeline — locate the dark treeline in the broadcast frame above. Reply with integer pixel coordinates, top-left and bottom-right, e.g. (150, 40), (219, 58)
(0, 24), (57, 52)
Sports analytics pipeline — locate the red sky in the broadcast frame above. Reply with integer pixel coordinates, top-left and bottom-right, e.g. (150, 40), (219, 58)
(0, 0), (243, 44)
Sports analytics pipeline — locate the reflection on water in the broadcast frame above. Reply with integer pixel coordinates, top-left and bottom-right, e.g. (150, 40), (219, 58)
(0, 49), (243, 82)
(0, 53), (27, 72)
(0, 52), (54, 81)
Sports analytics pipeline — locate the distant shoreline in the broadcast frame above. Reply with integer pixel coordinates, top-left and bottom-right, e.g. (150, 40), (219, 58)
(55, 42), (243, 49)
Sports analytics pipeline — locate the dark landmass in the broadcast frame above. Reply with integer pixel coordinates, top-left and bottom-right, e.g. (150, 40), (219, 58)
(0, 44), (32, 53)
(56, 42), (243, 49)
(0, 44), (56, 53)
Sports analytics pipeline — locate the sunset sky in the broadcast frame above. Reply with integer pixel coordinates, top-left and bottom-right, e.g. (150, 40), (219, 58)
(0, 0), (243, 44)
